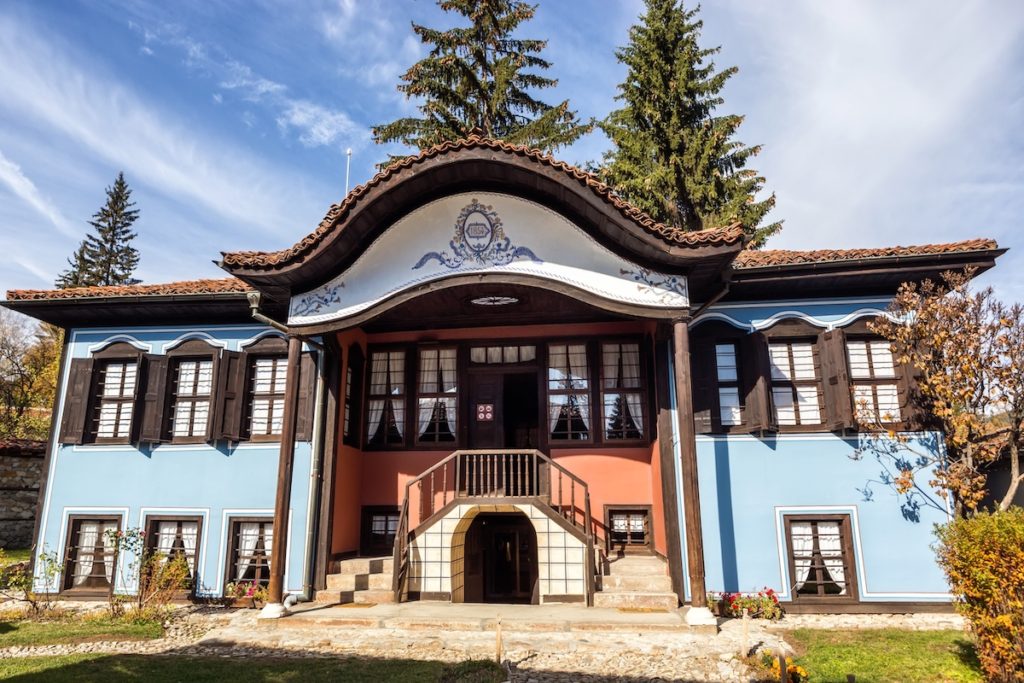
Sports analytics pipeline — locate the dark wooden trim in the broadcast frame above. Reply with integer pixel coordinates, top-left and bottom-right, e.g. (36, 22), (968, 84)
(673, 320), (707, 609)
(359, 505), (401, 556)
(60, 514), (122, 594)
(782, 513), (859, 604)
(782, 600), (953, 614)
(314, 336), (342, 590)
(267, 336), (302, 605)
(406, 591), (452, 601)
(543, 594), (586, 603)
(603, 504), (654, 555)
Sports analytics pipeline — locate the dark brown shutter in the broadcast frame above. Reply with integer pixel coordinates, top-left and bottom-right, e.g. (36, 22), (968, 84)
(58, 358), (94, 444)
(214, 350), (246, 442)
(742, 332), (775, 433)
(689, 338), (714, 434)
(139, 354), (170, 443)
(294, 351), (318, 442)
(819, 329), (854, 432)
(894, 342), (923, 430)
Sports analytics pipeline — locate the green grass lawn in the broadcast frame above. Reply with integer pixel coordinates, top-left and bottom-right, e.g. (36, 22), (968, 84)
(0, 616), (164, 648)
(787, 628), (983, 683)
(0, 654), (506, 682)
(0, 549), (32, 566)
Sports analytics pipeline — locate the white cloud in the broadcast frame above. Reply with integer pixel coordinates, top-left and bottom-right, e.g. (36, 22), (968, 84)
(0, 148), (76, 237)
(277, 100), (359, 148)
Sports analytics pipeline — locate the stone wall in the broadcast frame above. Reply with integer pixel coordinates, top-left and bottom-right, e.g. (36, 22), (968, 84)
(0, 440), (45, 550)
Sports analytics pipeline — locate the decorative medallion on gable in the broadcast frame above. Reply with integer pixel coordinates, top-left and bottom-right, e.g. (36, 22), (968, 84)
(413, 199), (541, 270)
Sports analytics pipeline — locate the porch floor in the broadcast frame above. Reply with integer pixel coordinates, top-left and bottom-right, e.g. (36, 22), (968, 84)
(261, 600), (703, 633)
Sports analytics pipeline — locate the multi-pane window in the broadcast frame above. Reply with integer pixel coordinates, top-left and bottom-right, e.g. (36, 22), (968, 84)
(64, 518), (119, 590)
(547, 343), (590, 440)
(248, 356), (287, 438)
(361, 508), (401, 555)
(95, 360), (138, 440)
(367, 350), (406, 446)
(416, 348), (457, 443)
(601, 342), (644, 440)
(714, 343), (742, 426)
(170, 358), (214, 438)
(768, 342), (822, 425)
(847, 340), (901, 423)
(785, 515), (856, 599)
(469, 345), (537, 364)
(146, 518), (200, 583)
(608, 508), (650, 551)
(227, 520), (273, 587)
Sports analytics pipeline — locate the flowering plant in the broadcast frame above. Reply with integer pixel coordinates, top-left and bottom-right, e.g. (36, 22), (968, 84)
(225, 580), (268, 608)
(762, 653), (808, 683)
(707, 587), (783, 620)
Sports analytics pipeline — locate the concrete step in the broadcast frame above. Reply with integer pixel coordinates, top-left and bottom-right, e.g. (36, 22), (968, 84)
(327, 571), (393, 592)
(606, 557), (668, 577)
(314, 588), (397, 605)
(336, 556), (393, 575)
(600, 573), (673, 593)
(592, 591), (679, 610)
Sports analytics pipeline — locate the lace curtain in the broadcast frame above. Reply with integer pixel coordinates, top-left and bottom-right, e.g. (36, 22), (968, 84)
(417, 349), (457, 438)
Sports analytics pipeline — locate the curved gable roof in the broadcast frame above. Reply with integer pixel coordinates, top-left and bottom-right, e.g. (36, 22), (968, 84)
(219, 135), (746, 299)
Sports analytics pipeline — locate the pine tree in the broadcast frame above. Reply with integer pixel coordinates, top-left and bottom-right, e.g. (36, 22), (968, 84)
(56, 172), (141, 288)
(373, 0), (590, 159)
(601, 0), (781, 248)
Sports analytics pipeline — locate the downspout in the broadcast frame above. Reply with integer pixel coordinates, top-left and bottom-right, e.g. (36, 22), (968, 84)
(246, 291), (325, 351)
(689, 269), (733, 321)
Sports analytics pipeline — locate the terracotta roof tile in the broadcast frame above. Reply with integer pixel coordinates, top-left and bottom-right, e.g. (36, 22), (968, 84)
(5, 278), (252, 302)
(221, 134), (746, 270)
(733, 238), (1000, 269)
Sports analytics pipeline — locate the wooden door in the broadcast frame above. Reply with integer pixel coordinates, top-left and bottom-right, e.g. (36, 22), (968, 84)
(468, 372), (503, 449)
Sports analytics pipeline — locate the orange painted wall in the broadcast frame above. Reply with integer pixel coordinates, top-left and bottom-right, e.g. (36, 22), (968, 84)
(330, 329), (367, 556)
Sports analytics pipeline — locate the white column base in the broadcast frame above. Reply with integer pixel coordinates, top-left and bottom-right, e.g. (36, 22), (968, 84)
(684, 606), (718, 627)
(259, 602), (290, 619)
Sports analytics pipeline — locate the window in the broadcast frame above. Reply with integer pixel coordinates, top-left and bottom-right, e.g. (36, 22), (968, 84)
(469, 345), (537, 364)
(93, 360), (138, 441)
(360, 506), (400, 556)
(606, 506), (651, 554)
(768, 341), (822, 425)
(416, 347), (457, 443)
(343, 344), (364, 447)
(547, 343), (591, 441)
(145, 517), (201, 585)
(247, 356), (287, 438)
(847, 339), (901, 423)
(600, 342), (644, 440)
(64, 518), (119, 591)
(367, 350), (406, 446)
(226, 519), (273, 588)
(714, 343), (743, 426)
(785, 515), (857, 600)
(169, 358), (214, 439)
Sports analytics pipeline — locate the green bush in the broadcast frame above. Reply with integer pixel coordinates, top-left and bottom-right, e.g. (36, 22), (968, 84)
(935, 508), (1024, 682)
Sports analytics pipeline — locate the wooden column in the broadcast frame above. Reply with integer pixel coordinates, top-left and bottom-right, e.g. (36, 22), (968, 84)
(672, 318), (707, 608)
(267, 336), (302, 606)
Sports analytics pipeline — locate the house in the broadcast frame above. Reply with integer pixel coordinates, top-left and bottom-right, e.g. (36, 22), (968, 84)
(1, 136), (1004, 622)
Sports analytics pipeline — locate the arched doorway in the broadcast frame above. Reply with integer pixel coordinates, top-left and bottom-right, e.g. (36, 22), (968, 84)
(460, 512), (538, 604)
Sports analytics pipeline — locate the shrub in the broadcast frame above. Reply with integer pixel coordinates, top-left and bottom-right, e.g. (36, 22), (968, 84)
(102, 528), (192, 618)
(0, 548), (64, 615)
(707, 587), (783, 620)
(935, 508), (1024, 683)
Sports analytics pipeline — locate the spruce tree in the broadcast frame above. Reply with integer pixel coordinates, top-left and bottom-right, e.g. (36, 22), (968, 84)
(601, 0), (781, 247)
(373, 0), (590, 158)
(56, 172), (141, 288)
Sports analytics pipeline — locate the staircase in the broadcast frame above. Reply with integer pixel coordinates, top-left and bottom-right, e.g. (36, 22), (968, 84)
(593, 555), (678, 611)
(316, 556), (395, 605)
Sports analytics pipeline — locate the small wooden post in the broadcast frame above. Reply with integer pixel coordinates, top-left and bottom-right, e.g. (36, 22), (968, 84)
(741, 608), (749, 657)
(778, 650), (789, 683)
(495, 617), (503, 663)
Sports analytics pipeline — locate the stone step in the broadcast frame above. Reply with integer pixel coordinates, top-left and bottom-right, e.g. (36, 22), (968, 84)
(600, 573), (673, 592)
(606, 558), (668, 577)
(327, 571), (393, 592)
(314, 588), (397, 605)
(336, 556), (393, 575)
(592, 591), (679, 610)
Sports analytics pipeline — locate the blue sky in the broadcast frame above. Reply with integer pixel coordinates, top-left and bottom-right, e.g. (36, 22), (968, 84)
(1, 0), (1023, 304)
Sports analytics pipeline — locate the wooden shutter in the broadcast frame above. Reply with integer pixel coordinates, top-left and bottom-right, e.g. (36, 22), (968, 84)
(213, 350), (246, 442)
(819, 329), (854, 432)
(58, 358), (94, 445)
(742, 332), (775, 433)
(894, 343), (923, 430)
(689, 338), (714, 434)
(139, 354), (169, 444)
(294, 351), (318, 442)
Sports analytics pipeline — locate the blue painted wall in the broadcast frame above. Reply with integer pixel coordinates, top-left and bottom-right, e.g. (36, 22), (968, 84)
(33, 325), (319, 598)
(676, 297), (952, 604)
